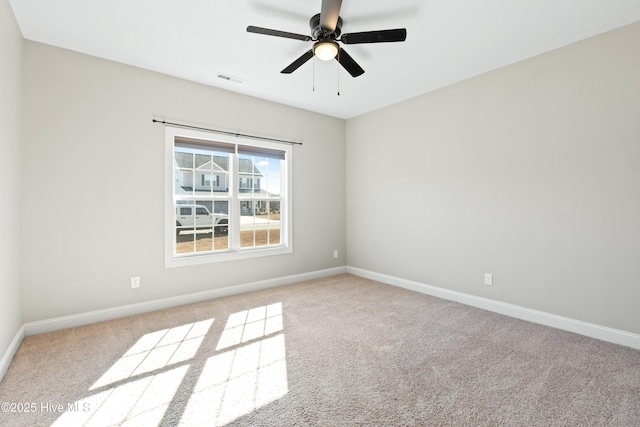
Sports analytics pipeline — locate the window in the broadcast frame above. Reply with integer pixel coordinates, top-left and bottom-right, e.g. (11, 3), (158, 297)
(202, 174), (218, 187)
(165, 126), (292, 267)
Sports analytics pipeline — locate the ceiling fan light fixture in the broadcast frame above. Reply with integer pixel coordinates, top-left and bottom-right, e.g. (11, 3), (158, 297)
(314, 40), (339, 61)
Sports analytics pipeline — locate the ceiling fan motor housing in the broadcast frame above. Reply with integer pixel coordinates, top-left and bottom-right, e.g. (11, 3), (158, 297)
(310, 13), (343, 39)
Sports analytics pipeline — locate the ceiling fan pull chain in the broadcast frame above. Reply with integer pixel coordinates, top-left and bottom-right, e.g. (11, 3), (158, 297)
(337, 51), (340, 96)
(312, 56), (316, 92)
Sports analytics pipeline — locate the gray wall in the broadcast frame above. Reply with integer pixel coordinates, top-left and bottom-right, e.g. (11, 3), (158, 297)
(21, 41), (346, 323)
(346, 22), (640, 334)
(0, 0), (23, 367)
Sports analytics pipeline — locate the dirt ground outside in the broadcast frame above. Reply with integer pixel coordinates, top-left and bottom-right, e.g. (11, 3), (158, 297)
(175, 214), (280, 254)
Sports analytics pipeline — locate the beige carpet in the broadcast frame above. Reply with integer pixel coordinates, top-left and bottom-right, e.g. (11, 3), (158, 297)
(1, 274), (639, 426)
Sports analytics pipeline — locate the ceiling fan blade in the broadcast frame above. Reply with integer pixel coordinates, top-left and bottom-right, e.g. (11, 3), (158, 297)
(247, 26), (312, 42)
(336, 48), (365, 78)
(341, 28), (407, 44)
(281, 49), (314, 74)
(320, 0), (343, 32)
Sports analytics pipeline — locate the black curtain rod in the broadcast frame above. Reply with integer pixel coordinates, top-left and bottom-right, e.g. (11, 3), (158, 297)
(152, 119), (302, 146)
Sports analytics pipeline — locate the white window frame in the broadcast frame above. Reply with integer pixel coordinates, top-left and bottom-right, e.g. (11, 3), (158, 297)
(165, 126), (293, 267)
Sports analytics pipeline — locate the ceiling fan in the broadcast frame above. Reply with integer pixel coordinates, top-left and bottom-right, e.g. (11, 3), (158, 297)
(247, 0), (407, 77)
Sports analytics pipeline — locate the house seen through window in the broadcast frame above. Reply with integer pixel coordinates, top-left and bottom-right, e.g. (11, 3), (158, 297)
(166, 127), (292, 266)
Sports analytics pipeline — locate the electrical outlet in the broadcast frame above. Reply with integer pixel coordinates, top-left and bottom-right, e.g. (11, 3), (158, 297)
(333, 250), (338, 259)
(131, 276), (140, 289)
(484, 273), (493, 286)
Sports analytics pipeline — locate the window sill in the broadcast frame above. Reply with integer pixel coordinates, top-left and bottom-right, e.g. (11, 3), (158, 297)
(165, 245), (292, 268)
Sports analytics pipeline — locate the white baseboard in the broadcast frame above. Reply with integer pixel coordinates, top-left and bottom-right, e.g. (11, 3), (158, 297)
(24, 266), (347, 336)
(347, 266), (640, 350)
(0, 325), (25, 383)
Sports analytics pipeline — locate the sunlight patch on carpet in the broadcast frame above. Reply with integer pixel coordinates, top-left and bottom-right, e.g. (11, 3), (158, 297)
(52, 364), (190, 426)
(90, 318), (214, 390)
(48, 304), (288, 427)
(216, 302), (283, 350)
(50, 318), (214, 426)
(180, 303), (287, 426)
(180, 333), (288, 426)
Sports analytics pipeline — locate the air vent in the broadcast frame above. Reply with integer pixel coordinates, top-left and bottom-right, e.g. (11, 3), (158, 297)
(216, 73), (244, 84)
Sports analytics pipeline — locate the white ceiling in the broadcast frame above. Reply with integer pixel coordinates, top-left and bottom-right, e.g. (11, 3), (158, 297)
(9, 0), (640, 119)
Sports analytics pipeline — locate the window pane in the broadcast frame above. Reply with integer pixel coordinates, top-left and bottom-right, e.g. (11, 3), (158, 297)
(174, 149), (194, 197)
(267, 173), (281, 197)
(238, 154), (257, 195)
(175, 169), (194, 197)
(213, 201), (229, 251)
(194, 200), (213, 253)
(263, 158), (282, 197)
(197, 162), (213, 196)
(240, 232), (255, 248)
(250, 155), (268, 197)
(175, 203), (195, 255)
